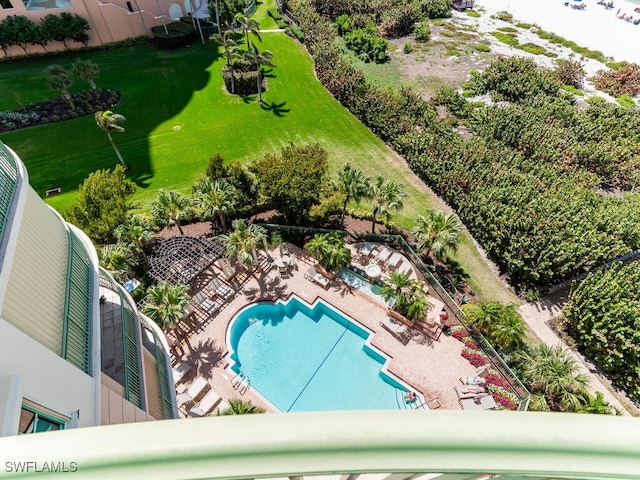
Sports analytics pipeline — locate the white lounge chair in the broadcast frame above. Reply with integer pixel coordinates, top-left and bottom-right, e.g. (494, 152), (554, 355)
(186, 376), (209, 401)
(209, 277), (233, 299)
(172, 363), (191, 384)
(188, 389), (222, 417)
(387, 252), (403, 269)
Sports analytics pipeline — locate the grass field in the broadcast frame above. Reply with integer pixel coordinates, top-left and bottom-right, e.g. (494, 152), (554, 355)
(0, 6), (519, 304)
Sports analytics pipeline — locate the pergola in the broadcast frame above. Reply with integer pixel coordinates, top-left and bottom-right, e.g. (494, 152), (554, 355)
(148, 236), (225, 285)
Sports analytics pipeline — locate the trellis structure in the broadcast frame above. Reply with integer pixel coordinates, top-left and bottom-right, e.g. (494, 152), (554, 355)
(148, 236), (225, 285)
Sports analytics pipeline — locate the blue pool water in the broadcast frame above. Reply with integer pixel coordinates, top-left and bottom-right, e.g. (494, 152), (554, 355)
(336, 268), (393, 306)
(227, 297), (409, 412)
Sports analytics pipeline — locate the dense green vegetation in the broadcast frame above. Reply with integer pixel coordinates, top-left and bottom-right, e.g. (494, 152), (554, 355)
(564, 263), (640, 402)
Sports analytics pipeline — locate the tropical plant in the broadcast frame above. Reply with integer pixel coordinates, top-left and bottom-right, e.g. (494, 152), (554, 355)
(380, 271), (430, 320)
(305, 232), (351, 272)
(114, 214), (157, 263)
(142, 282), (190, 331)
(412, 210), (462, 262)
(552, 58), (585, 89)
(243, 45), (275, 102)
(212, 31), (240, 93)
(192, 177), (236, 232)
(151, 190), (190, 235)
(233, 13), (261, 50)
(462, 302), (524, 352)
(515, 344), (590, 412)
(579, 391), (615, 415)
(65, 166), (136, 244)
(331, 163), (371, 221)
(71, 59), (99, 90)
(46, 64), (74, 109)
(98, 243), (134, 281)
(95, 110), (127, 169)
(219, 219), (267, 271)
(214, 398), (265, 415)
(369, 176), (406, 233)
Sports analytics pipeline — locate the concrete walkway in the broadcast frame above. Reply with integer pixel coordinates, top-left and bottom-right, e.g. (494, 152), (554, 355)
(518, 289), (635, 416)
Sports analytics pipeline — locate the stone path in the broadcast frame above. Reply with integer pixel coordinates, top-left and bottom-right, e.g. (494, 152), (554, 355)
(518, 289), (635, 416)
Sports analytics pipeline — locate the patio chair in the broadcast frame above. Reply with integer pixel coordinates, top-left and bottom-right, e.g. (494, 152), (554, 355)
(280, 243), (290, 256)
(209, 277), (233, 299)
(172, 363), (191, 385)
(279, 265), (290, 278)
(459, 395), (497, 411)
(380, 316), (411, 345)
(375, 247), (392, 265)
(397, 262), (412, 276)
(455, 384), (488, 400)
(187, 389), (223, 417)
(186, 376), (209, 402)
(358, 242), (375, 257)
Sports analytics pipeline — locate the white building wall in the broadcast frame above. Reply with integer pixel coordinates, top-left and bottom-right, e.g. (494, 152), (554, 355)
(0, 321), (96, 435)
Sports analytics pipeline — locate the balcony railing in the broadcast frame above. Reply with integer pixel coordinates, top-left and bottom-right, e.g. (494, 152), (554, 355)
(1, 410), (638, 479)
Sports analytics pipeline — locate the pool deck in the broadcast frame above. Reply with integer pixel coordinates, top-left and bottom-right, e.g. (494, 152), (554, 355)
(170, 243), (480, 416)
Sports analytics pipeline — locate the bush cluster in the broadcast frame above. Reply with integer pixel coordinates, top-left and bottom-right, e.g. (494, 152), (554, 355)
(150, 21), (197, 49)
(344, 26), (388, 63)
(552, 58), (585, 88)
(590, 62), (640, 97)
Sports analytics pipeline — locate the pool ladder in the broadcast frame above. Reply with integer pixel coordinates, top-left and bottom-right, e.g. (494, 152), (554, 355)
(231, 372), (251, 395)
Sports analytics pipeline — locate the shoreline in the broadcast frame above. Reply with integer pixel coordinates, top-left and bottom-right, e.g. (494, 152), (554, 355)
(475, 0), (640, 64)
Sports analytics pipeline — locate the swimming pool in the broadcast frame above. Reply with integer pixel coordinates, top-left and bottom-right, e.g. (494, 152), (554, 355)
(336, 268), (393, 306)
(226, 296), (413, 412)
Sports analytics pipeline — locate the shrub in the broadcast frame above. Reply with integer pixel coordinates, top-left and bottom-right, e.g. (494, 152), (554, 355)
(517, 42), (547, 55)
(461, 347), (489, 367)
(466, 10), (481, 17)
(403, 41), (413, 54)
(516, 22), (532, 29)
(616, 95), (637, 108)
(494, 10), (514, 22)
(380, 5), (420, 38)
(150, 21), (197, 49)
(497, 26), (518, 33)
(474, 43), (490, 52)
(413, 23), (431, 42)
(490, 31), (518, 46)
(344, 26), (388, 63)
(431, 18), (445, 26)
(553, 58), (585, 88)
(562, 85), (584, 96)
(484, 373), (511, 390)
(489, 385), (519, 410)
(421, 0), (452, 19)
(433, 85), (471, 118)
(590, 63), (640, 97)
(285, 25), (304, 42)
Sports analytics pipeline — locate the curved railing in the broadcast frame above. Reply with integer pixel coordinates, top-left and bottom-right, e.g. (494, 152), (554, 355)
(1, 410), (639, 478)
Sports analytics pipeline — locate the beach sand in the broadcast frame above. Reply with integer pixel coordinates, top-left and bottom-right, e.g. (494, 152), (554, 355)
(475, 0), (640, 64)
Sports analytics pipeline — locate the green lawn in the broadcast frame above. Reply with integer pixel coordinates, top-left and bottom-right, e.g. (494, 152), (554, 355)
(0, 8), (518, 304)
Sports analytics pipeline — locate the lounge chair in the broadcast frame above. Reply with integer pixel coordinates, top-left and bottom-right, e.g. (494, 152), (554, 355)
(186, 376), (209, 401)
(380, 316), (411, 345)
(188, 389), (222, 417)
(386, 252), (403, 269)
(280, 243), (290, 256)
(304, 266), (330, 289)
(358, 242), (375, 257)
(459, 395), (497, 410)
(172, 363), (191, 385)
(209, 277), (233, 299)
(455, 384), (488, 400)
(375, 247), (392, 265)
(397, 262), (412, 276)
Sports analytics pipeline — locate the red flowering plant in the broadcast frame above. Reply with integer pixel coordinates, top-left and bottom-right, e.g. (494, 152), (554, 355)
(488, 385), (519, 410)
(461, 347), (489, 367)
(449, 325), (468, 342)
(484, 373), (511, 390)
(461, 336), (478, 350)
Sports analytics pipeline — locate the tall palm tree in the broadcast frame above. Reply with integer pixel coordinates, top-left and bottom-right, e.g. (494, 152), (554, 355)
(193, 178), (236, 233)
(380, 271), (429, 320)
(142, 282), (190, 331)
(332, 163), (371, 221)
(212, 31), (240, 93)
(244, 46), (275, 103)
(305, 233), (351, 272)
(412, 210), (462, 261)
(151, 189), (190, 235)
(214, 398), (265, 415)
(233, 13), (261, 50)
(115, 214), (157, 263)
(369, 176), (407, 234)
(219, 219), (267, 271)
(46, 64), (74, 109)
(71, 59), (99, 90)
(515, 344), (590, 412)
(95, 110), (127, 169)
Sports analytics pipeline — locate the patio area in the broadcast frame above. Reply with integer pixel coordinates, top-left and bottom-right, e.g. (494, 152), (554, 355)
(168, 241), (489, 415)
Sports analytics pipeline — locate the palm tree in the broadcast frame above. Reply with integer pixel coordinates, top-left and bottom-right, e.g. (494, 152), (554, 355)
(212, 31), (240, 93)
(219, 219), (267, 271)
(244, 46), (275, 103)
(214, 398), (265, 415)
(463, 302), (524, 352)
(193, 178), (236, 233)
(412, 210), (462, 261)
(305, 233), (351, 273)
(579, 391), (615, 415)
(380, 271), (429, 320)
(332, 163), (371, 221)
(115, 214), (157, 263)
(95, 110), (127, 169)
(233, 13), (261, 50)
(151, 190), (190, 235)
(46, 64), (74, 109)
(98, 243), (133, 282)
(369, 176), (407, 234)
(142, 282), (190, 331)
(71, 59), (99, 90)
(515, 344), (590, 412)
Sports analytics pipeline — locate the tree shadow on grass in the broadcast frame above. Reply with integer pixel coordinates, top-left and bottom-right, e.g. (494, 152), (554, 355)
(260, 100), (290, 117)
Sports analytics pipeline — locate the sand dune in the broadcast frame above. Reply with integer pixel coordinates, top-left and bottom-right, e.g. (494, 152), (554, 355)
(475, 0), (640, 64)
